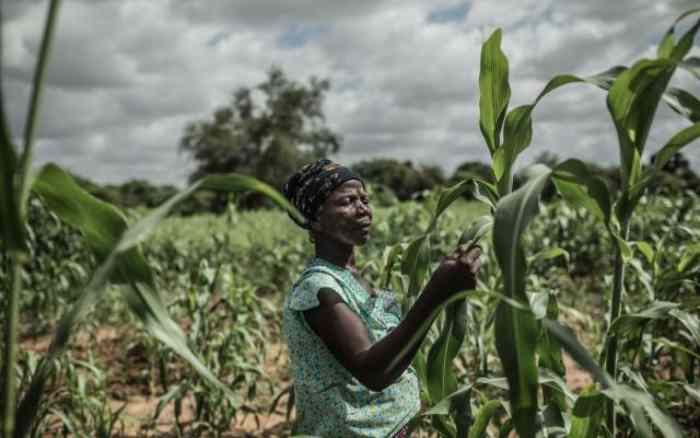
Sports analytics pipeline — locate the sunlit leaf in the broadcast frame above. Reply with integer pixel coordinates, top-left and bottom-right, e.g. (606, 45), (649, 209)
(479, 28), (510, 155)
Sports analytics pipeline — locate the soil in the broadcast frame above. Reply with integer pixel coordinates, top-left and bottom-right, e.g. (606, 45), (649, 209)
(13, 325), (619, 438)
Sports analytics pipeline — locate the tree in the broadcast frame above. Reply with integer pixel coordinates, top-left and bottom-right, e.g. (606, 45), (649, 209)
(180, 67), (341, 196)
(351, 158), (445, 201)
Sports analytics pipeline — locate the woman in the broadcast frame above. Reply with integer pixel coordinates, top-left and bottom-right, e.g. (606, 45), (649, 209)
(282, 159), (481, 437)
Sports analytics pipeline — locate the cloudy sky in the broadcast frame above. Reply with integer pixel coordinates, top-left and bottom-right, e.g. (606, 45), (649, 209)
(3, 0), (699, 186)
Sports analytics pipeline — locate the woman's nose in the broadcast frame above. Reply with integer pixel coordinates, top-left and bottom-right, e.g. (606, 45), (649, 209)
(357, 201), (371, 216)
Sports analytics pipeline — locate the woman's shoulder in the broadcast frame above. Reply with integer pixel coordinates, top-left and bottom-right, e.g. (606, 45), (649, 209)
(286, 262), (348, 312)
(294, 258), (351, 288)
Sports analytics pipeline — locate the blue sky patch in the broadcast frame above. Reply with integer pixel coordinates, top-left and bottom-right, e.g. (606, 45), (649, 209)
(278, 23), (329, 49)
(427, 2), (471, 24)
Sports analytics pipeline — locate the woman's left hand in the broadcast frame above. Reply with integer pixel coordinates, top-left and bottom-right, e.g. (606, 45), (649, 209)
(425, 244), (482, 302)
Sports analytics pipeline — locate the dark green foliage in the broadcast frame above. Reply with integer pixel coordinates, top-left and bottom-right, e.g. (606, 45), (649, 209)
(180, 66), (341, 192)
(351, 158), (445, 201)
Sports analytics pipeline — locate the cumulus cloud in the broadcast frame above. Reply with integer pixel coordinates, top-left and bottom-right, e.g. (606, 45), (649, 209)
(2, 0), (699, 186)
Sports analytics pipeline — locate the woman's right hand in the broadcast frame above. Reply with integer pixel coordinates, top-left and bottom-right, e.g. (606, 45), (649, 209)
(426, 244), (482, 302)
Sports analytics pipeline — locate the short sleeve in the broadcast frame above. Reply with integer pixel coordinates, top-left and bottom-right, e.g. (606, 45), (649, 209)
(288, 272), (343, 312)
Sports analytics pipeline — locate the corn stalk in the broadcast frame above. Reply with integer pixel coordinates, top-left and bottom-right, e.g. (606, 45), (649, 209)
(2, 2), (61, 436)
(0, 3), (305, 437)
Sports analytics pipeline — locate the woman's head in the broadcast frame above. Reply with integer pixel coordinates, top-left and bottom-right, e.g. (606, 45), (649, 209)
(284, 159), (372, 246)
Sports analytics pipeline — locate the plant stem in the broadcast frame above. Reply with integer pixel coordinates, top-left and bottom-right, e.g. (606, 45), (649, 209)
(17, 0), (61, 219)
(604, 220), (630, 436)
(2, 251), (24, 438)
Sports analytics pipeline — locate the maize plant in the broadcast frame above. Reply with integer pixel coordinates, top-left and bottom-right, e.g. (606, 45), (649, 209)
(391, 8), (700, 438)
(0, 2), (303, 437)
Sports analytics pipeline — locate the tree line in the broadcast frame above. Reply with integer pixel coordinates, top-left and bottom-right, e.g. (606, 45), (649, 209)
(77, 67), (700, 214)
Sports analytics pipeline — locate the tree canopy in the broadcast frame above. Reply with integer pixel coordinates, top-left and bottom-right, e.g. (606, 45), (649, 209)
(180, 67), (341, 191)
(351, 158), (445, 201)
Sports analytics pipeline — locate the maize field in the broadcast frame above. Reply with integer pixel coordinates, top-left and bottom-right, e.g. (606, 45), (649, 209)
(1, 1), (700, 437)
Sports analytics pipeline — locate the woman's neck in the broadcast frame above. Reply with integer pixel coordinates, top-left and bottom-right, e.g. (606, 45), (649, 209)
(314, 239), (355, 270)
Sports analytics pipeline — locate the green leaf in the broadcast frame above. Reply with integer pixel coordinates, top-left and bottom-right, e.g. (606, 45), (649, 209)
(452, 387), (473, 438)
(683, 384), (700, 403)
(537, 295), (567, 427)
(424, 215), (492, 403)
(582, 65), (628, 90)
(601, 385), (683, 438)
(32, 164), (150, 283)
(607, 58), (676, 188)
(680, 56), (700, 79)
(387, 289), (479, 378)
(16, 0), (61, 229)
(381, 244), (403, 290)
(652, 337), (700, 360)
(670, 17), (700, 61)
(479, 28), (511, 155)
(459, 215), (493, 248)
(552, 159), (612, 224)
(125, 283), (240, 404)
(608, 301), (680, 337)
(658, 29), (675, 58)
(658, 9), (700, 62)
(527, 247), (569, 266)
(569, 391), (605, 438)
(426, 299), (467, 402)
(472, 178), (498, 209)
(530, 292), (549, 320)
(424, 383), (473, 416)
(430, 178), (475, 231)
(19, 164), (300, 433)
(468, 400), (501, 438)
(677, 243), (700, 273)
(495, 70), (623, 195)
(0, 137), (24, 251)
(543, 320), (683, 438)
(542, 320), (611, 387)
(631, 241), (655, 264)
(400, 235), (429, 297)
(492, 164), (551, 438)
(652, 122), (700, 173)
(669, 309), (700, 346)
(492, 146), (507, 182)
(663, 87), (700, 122)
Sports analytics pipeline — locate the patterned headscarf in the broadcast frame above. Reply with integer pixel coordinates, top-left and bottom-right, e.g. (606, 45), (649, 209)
(283, 159), (364, 229)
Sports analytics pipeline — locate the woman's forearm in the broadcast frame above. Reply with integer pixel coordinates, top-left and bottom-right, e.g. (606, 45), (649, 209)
(357, 281), (447, 390)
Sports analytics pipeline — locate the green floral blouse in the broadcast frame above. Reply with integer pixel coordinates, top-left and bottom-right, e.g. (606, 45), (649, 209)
(283, 257), (421, 437)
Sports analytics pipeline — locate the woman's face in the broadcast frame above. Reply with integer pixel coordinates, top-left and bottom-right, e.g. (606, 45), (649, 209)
(312, 179), (373, 247)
